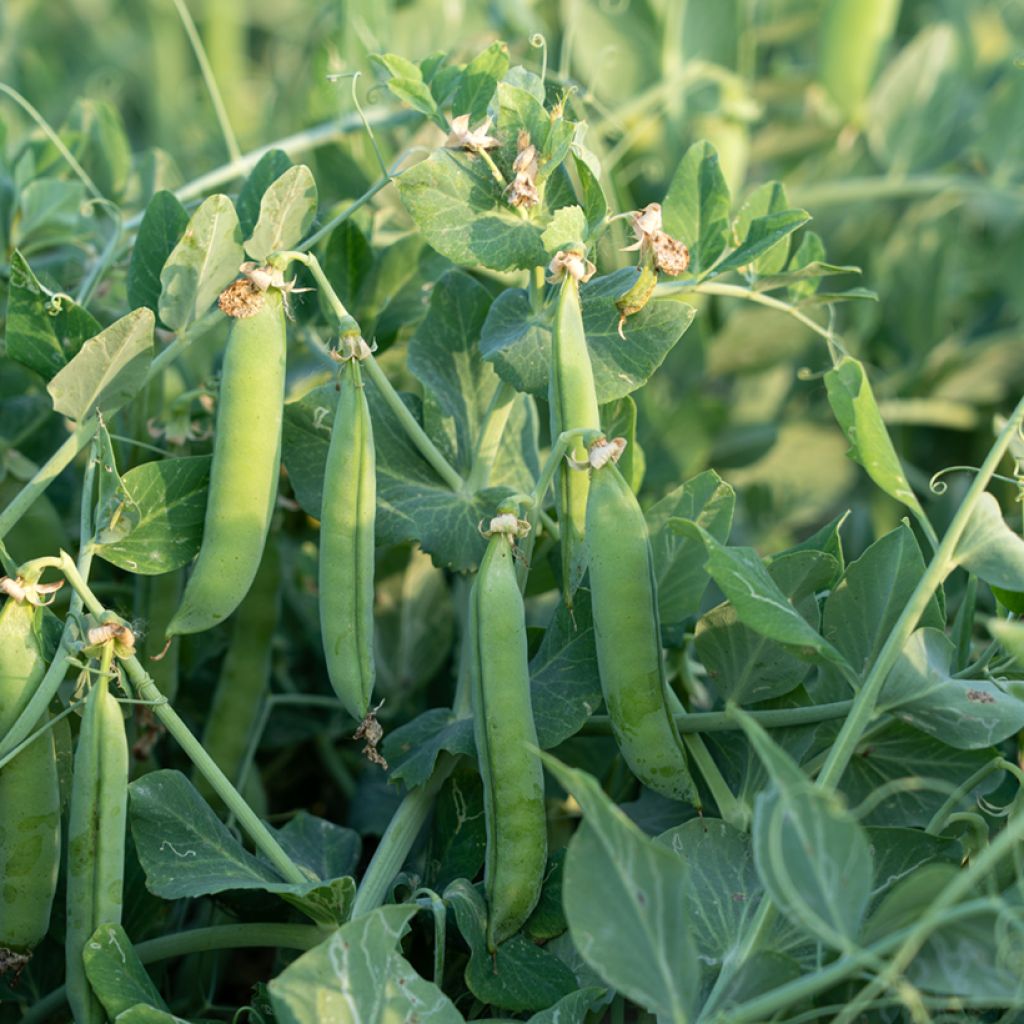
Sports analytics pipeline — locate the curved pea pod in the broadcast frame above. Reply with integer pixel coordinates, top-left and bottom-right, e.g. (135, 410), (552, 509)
(471, 530), (547, 950)
(615, 264), (658, 338)
(820, 0), (901, 121)
(549, 275), (601, 604)
(585, 460), (700, 806)
(319, 352), (376, 721)
(195, 540), (280, 810)
(0, 598), (60, 967)
(167, 286), (287, 636)
(66, 676), (129, 1024)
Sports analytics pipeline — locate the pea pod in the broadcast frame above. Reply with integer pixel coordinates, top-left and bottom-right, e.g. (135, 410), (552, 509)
(549, 262), (601, 604)
(615, 264), (658, 338)
(585, 451), (700, 806)
(319, 343), (376, 721)
(167, 286), (286, 636)
(471, 516), (547, 950)
(66, 673), (128, 1024)
(195, 541), (280, 810)
(0, 595), (60, 966)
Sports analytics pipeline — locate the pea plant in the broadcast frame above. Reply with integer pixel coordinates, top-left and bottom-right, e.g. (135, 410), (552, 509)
(3, 31), (1024, 1024)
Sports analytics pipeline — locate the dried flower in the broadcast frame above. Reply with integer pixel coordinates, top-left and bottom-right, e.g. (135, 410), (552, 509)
(445, 113), (500, 150)
(547, 249), (596, 284)
(505, 129), (540, 210)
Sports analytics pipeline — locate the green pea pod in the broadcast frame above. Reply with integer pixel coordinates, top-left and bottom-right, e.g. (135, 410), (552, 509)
(0, 598), (60, 965)
(195, 540), (280, 810)
(167, 287), (287, 636)
(615, 264), (658, 335)
(471, 529), (547, 950)
(820, 0), (901, 121)
(66, 675), (128, 1024)
(549, 275), (601, 605)
(319, 353), (376, 721)
(586, 461), (700, 806)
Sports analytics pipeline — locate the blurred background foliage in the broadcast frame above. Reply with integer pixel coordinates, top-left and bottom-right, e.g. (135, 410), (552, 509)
(3, 0), (1023, 563)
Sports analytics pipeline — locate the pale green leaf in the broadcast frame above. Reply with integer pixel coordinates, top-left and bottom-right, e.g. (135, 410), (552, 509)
(244, 164), (318, 261)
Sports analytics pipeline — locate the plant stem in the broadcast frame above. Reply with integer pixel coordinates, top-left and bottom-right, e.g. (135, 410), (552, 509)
(18, 924), (326, 1024)
(350, 757), (454, 918)
(817, 396), (1024, 791)
(466, 380), (516, 491)
(580, 700), (853, 735)
(788, 174), (1024, 209)
(683, 732), (746, 828)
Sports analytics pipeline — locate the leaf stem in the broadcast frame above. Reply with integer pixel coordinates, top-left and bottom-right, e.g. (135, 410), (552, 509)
(580, 700), (854, 735)
(350, 757), (455, 918)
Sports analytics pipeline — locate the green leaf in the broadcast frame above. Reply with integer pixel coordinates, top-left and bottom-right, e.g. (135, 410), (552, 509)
(574, 153), (607, 232)
(838, 721), (999, 827)
(11, 179), (88, 250)
(524, 988), (608, 1024)
(46, 307), (154, 420)
(112, 1008), (182, 1024)
(275, 812), (361, 881)
(384, 709), (475, 789)
(5, 250), (69, 379)
(62, 98), (132, 199)
(158, 194), (243, 331)
(733, 709), (874, 946)
(541, 205), (588, 255)
(697, 551), (838, 705)
(444, 879), (577, 1012)
(672, 519), (849, 669)
(93, 455), (210, 575)
(127, 190), (190, 316)
(821, 523), (943, 679)
(269, 904), (464, 1024)
(396, 149), (547, 271)
(236, 148), (293, 237)
(128, 769), (355, 925)
(452, 41), (510, 123)
(323, 219), (374, 321)
(732, 181), (793, 276)
(541, 755), (699, 1023)
(599, 396), (641, 491)
(708, 209), (812, 279)
(662, 140), (731, 274)
(952, 492), (1024, 591)
(83, 923), (169, 1018)
(825, 356), (925, 519)
(646, 470), (735, 627)
(524, 850), (568, 942)
(370, 53), (441, 122)
(880, 628), (1024, 749)
(244, 164), (318, 261)
(427, 762), (486, 891)
(988, 617), (1024, 662)
(495, 82), (574, 183)
(481, 270), (696, 403)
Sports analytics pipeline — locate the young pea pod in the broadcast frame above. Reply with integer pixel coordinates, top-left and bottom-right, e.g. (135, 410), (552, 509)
(195, 541), (280, 810)
(615, 264), (658, 338)
(471, 515), (547, 950)
(167, 285), (286, 636)
(585, 448), (700, 806)
(319, 341), (376, 721)
(66, 673), (129, 1024)
(0, 595), (60, 969)
(548, 255), (601, 605)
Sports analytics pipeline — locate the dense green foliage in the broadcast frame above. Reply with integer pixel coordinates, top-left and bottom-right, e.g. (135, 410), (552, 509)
(2, 2), (1024, 1022)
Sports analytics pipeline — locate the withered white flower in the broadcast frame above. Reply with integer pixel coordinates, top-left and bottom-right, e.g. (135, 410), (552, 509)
(546, 249), (596, 284)
(445, 113), (500, 151)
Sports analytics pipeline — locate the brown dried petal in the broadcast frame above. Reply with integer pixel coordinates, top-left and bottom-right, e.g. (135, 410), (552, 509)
(508, 177), (540, 209)
(653, 232), (690, 277)
(218, 279), (265, 319)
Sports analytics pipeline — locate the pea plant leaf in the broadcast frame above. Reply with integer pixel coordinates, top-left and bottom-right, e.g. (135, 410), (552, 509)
(236, 148), (293, 236)
(952, 492), (1024, 590)
(396, 149), (548, 271)
(268, 904), (465, 1024)
(129, 770), (355, 925)
(662, 139), (731, 274)
(158, 193), (243, 331)
(46, 307), (154, 420)
(707, 209), (812, 280)
(92, 454), (211, 574)
(541, 204), (588, 255)
(880, 628), (1024, 749)
(825, 356), (926, 520)
(83, 924), (170, 1019)
(733, 709), (874, 947)
(444, 879), (578, 1012)
(645, 470), (735, 629)
(127, 190), (190, 316)
(672, 519), (850, 670)
(542, 755), (700, 1023)
(480, 270), (696, 403)
(451, 41), (510, 123)
(697, 551), (839, 705)
(244, 163), (318, 261)
(370, 52), (443, 124)
(732, 181), (793, 276)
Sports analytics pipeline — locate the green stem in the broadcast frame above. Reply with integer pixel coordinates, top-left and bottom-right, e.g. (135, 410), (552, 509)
(530, 428), (592, 509)
(682, 731), (746, 829)
(466, 380), (516, 491)
(19, 923), (326, 1024)
(351, 758), (455, 918)
(681, 280), (834, 343)
(817, 395), (1024, 791)
(580, 700), (854, 735)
